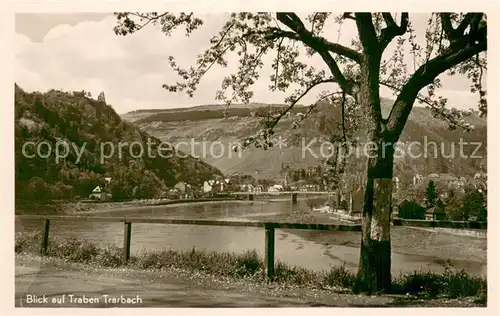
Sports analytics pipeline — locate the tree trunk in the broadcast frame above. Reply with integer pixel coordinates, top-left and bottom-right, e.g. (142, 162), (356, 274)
(353, 54), (394, 293)
(354, 144), (394, 293)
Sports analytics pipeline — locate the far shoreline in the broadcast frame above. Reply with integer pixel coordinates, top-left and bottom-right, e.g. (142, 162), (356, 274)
(62, 195), (316, 215)
(56, 197), (271, 214)
(73, 199), (265, 215)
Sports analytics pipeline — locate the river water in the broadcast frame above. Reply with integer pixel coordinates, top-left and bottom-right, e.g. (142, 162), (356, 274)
(16, 200), (487, 277)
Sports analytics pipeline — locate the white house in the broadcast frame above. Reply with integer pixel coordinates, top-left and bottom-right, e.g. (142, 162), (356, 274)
(413, 174), (424, 186)
(240, 183), (254, 192)
(271, 184), (284, 191)
(268, 186), (279, 193)
(203, 179), (228, 193)
(203, 180), (215, 193)
(299, 184), (317, 192)
(254, 185), (264, 193)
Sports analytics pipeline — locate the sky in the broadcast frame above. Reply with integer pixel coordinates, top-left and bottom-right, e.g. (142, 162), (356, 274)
(15, 13), (484, 114)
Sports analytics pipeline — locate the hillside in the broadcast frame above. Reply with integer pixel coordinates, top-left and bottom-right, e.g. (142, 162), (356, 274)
(123, 99), (487, 183)
(14, 85), (222, 202)
(121, 103), (307, 123)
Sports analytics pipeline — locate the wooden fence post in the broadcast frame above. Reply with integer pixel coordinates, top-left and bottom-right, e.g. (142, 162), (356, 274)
(123, 222), (132, 262)
(264, 224), (275, 281)
(291, 192), (298, 205)
(40, 219), (50, 255)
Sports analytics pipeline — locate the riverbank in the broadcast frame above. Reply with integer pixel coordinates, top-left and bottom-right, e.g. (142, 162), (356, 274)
(69, 196), (324, 214)
(16, 253), (485, 307)
(244, 210), (487, 277)
(408, 226), (487, 238)
(15, 232), (487, 305)
(15, 194), (328, 216)
(15, 197), (252, 215)
(67, 198), (258, 215)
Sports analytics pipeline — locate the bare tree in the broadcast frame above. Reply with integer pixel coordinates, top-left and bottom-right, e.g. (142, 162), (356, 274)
(113, 12), (487, 292)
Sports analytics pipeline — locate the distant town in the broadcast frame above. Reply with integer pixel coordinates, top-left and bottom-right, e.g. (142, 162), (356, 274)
(86, 166), (487, 224)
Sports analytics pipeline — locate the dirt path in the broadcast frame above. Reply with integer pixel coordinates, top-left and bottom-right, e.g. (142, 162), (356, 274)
(15, 254), (482, 308)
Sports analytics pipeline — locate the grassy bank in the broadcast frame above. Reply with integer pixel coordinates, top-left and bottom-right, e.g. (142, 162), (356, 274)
(15, 231), (487, 302)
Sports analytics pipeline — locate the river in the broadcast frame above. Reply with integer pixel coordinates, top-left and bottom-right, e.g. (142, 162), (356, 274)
(15, 199), (487, 277)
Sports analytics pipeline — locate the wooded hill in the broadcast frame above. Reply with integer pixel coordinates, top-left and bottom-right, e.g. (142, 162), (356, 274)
(15, 85), (222, 202)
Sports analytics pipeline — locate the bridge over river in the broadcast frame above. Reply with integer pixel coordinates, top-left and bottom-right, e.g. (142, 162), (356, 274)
(231, 191), (332, 204)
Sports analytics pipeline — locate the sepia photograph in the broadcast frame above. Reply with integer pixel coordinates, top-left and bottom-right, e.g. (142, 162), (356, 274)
(5, 3), (494, 311)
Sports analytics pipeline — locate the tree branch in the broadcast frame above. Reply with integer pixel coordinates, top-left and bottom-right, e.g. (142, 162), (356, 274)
(342, 12), (356, 21)
(323, 41), (362, 63)
(273, 38), (284, 90)
(379, 13), (409, 51)
(269, 13), (358, 94)
(381, 81), (461, 127)
(128, 13), (170, 32)
(114, 12), (196, 36)
(310, 13), (320, 33)
(440, 13), (455, 39)
(269, 16), (362, 63)
(317, 51), (355, 94)
(354, 13), (380, 54)
(274, 13), (359, 94)
(293, 91), (343, 129)
(386, 26), (487, 141)
(267, 78), (337, 131)
(455, 13), (475, 36)
(440, 13), (481, 42)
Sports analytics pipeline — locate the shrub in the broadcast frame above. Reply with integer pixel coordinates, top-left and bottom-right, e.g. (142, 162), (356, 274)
(398, 200), (426, 220)
(273, 261), (318, 286)
(136, 248), (262, 278)
(94, 244), (125, 267)
(392, 271), (444, 297)
(445, 269), (486, 298)
(392, 266), (487, 299)
(234, 250), (262, 277)
(15, 231), (41, 253)
(324, 263), (356, 289)
(48, 236), (99, 263)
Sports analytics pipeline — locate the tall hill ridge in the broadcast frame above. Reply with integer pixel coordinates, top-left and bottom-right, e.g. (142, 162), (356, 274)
(122, 99), (487, 183)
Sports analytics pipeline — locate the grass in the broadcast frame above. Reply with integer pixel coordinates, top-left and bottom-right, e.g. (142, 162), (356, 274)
(16, 231), (487, 301)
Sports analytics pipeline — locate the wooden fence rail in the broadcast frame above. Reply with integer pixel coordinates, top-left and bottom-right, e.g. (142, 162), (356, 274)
(16, 215), (487, 281)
